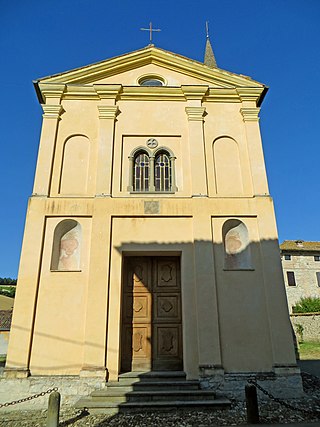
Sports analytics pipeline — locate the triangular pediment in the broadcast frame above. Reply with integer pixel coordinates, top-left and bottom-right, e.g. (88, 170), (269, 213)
(36, 46), (264, 90)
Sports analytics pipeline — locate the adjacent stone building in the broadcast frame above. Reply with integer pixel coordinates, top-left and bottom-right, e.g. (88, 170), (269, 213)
(5, 41), (302, 398)
(281, 240), (320, 313)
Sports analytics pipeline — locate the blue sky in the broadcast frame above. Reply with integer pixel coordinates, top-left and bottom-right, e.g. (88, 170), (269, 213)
(1, 0), (319, 278)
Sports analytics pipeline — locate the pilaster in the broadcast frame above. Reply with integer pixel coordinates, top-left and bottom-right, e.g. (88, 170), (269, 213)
(240, 105), (269, 195)
(96, 104), (120, 197)
(184, 105), (208, 196)
(192, 208), (222, 370)
(182, 85), (209, 196)
(81, 207), (111, 378)
(5, 199), (46, 375)
(32, 104), (64, 196)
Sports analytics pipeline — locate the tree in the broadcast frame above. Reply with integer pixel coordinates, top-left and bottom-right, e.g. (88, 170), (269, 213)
(0, 277), (17, 285)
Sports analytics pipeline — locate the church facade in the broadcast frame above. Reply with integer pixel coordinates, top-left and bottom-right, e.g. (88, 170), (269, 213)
(6, 44), (302, 396)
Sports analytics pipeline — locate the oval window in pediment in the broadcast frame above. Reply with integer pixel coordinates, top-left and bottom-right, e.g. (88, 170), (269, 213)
(138, 75), (165, 86)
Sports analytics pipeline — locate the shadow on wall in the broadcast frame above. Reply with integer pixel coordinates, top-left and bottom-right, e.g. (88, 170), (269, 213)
(6, 234), (296, 376)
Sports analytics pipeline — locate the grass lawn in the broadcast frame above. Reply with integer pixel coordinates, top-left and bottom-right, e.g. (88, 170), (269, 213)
(299, 341), (320, 360)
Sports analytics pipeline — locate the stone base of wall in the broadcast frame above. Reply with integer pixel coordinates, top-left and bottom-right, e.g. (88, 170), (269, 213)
(0, 365), (305, 412)
(0, 375), (106, 411)
(199, 365), (304, 400)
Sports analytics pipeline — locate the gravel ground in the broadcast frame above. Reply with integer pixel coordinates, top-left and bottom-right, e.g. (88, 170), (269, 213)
(1, 373), (319, 426)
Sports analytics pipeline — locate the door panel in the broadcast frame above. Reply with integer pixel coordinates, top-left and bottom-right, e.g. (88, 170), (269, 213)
(121, 256), (182, 372)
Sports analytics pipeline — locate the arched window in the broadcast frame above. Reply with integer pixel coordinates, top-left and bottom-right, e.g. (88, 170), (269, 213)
(128, 147), (177, 193)
(155, 152), (171, 192)
(134, 152), (150, 192)
(222, 219), (252, 270)
(51, 220), (81, 271)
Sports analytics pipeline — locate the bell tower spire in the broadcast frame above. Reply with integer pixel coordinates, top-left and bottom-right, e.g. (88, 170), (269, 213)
(204, 21), (217, 68)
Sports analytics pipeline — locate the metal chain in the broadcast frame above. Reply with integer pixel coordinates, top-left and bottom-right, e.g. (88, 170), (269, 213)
(0, 387), (58, 409)
(248, 379), (320, 416)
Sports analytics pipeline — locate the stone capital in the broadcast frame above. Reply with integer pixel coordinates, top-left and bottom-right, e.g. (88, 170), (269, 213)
(185, 106), (206, 121)
(41, 104), (64, 119)
(97, 105), (119, 120)
(181, 85), (208, 100)
(240, 107), (260, 122)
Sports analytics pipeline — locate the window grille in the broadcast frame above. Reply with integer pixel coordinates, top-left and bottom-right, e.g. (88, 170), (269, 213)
(134, 153), (149, 192)
(155, 153), (171, 191)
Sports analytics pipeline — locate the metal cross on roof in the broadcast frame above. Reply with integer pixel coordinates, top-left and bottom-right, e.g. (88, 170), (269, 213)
(140, 22), (161, 44)
(206, 21), (210, 38)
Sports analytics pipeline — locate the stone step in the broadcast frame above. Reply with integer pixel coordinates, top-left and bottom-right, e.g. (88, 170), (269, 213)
(76, 398), (231, 415)
(90, 389), (216, 403)
(116, 371), (186, 384)
(75, 371), (231, 415)
(96, 380), (200, 393)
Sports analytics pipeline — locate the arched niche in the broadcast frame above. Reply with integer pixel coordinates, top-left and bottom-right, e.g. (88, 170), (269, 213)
(213, 137), (243, 195)
(223, 219), (252, 270)
(51, 220), (81, 271)
(59, 135), (90, 195)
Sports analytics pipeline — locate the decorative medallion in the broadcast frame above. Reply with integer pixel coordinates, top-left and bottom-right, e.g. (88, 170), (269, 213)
(133, 332), (143, 352)
(160, 299), (173, 313)
(146, 138), (158, 149)
(161, 330), (174, 353)
(133, 301), (143, 313)
(160, 264), (173, 282)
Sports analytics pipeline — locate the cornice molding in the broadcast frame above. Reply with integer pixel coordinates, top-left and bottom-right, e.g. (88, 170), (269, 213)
(185, 106), (206, 121)
(94, 84), (122, 100)
(37, 47), (265, 90)
(37, 83), (264, 105)
(42, 104), (64, 120)
(38, 83), (66, 103)
(181, 85), (209, 100)
(98, 105), (119, 120)
(240, 107), (260, 122)
(206, 88), (240, 103)
(237, 87), (264, 103)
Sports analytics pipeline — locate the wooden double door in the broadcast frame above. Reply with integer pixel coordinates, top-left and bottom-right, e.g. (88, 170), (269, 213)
(121, 256), (182, 372)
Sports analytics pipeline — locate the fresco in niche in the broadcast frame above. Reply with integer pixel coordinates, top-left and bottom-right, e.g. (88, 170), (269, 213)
(58, 223), (81, 271)
(223, 219), (252, 270)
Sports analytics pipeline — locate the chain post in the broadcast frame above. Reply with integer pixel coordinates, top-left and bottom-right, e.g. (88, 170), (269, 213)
(245, 383), (260, 424)
(47, 391), (60, 427)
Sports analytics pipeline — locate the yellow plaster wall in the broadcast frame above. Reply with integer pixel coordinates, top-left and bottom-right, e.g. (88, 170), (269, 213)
(29, 216), (92, 375)
(6, 51), (296, 379)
